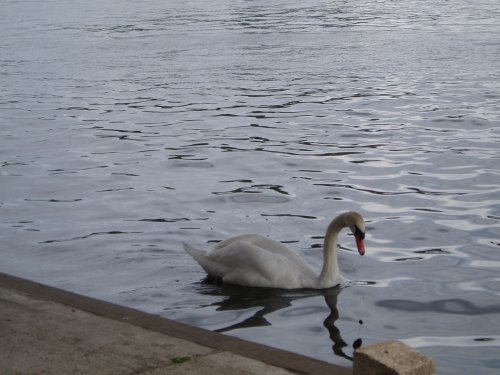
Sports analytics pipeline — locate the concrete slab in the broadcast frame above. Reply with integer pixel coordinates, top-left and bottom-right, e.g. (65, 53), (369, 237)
(0, 273), (351, 375)
(1, 287), (213, 374)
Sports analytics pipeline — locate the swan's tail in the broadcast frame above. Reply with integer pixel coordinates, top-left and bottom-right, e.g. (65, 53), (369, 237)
(182, 242), (224, 278)
(182, 242), (207, 264)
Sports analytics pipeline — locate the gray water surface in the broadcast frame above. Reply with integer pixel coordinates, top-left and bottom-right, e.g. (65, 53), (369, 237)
(1, 0), (500, 373)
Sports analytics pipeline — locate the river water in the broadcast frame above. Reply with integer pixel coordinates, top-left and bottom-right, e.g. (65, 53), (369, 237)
(1, 0), (500, 373)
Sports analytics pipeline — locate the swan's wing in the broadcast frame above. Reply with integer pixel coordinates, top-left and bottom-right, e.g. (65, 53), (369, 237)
(215, 234), (289, 252)
(213, 234), (313, 271)
(209, 240), (317, 289)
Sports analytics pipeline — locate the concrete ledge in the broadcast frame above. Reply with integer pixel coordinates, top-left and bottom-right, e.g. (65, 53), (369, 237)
(1, 273), (435, 375)
(0, 272), (350, 375)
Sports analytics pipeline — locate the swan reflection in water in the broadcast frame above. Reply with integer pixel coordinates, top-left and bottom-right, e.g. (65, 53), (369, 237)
(194, 280), (362, 361)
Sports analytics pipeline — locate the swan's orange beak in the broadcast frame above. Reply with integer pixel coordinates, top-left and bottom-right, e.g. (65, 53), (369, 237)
(353, 225), (365, 256)
(355, 234), (365, 256)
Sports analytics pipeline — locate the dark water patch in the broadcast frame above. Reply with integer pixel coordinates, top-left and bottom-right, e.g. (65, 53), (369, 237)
(111, 172), (139, 177)
(25, 198), (83, 203)
(49, 166), (109, 173)
(96, 187), (134, 192)
(213, 184), (290, 196)
(229, 194), (290, 204)
(414, 248), (451, 255)
(168, 154), (208, 161)
(39, 231), (143, 244)
(133, 218), (191, 223)
(474, 337), (495, 342)
(261, 214), (318, 220)
(414, 208), (443, 213)
(219, 179), (254, 183)
(394, 256), (425, 262)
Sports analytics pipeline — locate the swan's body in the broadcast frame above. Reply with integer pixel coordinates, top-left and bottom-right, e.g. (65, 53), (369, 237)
(183, 211), (366, 289)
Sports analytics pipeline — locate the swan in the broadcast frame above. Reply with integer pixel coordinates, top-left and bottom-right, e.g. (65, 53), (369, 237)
(183, 211), (366, 289)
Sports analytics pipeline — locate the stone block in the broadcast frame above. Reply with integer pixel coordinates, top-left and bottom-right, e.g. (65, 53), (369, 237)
(353, 340), (435, 375)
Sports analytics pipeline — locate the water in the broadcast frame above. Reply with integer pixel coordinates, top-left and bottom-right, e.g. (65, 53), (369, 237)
(1, 0), (500, 373)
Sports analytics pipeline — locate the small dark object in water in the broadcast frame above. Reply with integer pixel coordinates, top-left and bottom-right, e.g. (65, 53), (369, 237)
(359, 319), (363, 325)
(353, 338), (363, 349)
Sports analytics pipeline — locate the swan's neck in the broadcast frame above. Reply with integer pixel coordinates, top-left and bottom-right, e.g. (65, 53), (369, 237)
(318, 215), (345, 287)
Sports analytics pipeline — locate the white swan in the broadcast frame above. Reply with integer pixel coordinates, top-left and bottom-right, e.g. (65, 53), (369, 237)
(183, 211), (366, 289)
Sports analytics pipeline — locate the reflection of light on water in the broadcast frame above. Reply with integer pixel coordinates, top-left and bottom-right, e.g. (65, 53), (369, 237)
(349, 277), (414, 287)
(470, 261), (500, 268)
(402, 336), (500, 348)
(436, 219), (498, 231)
(456, 278), (500, 297)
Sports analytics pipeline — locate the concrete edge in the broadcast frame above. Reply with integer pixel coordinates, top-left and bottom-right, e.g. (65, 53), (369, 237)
(0, 272), (351, 375)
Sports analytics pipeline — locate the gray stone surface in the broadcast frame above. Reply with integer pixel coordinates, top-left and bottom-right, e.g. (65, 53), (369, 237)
(0, 287), (292, 375)
(353, 340), (435, 375)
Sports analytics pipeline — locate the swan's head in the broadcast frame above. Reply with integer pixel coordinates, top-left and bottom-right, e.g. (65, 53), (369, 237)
(345, 211), (366, 256)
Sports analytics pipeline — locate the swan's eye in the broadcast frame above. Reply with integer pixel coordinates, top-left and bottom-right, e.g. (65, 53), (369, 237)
(354, 225), (365, 240)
